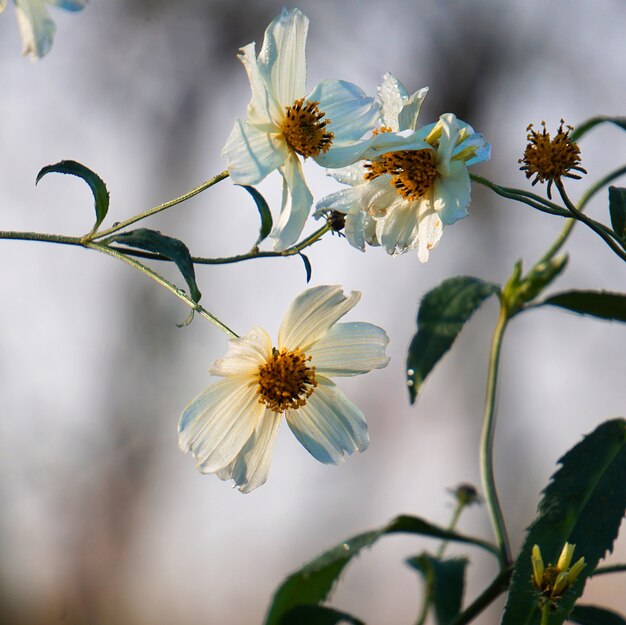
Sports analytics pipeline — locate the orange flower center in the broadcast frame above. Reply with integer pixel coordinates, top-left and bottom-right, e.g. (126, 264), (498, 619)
(280, 98), (334, 158)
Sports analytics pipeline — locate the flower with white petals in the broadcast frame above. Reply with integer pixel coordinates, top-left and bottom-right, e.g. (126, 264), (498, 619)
(0, 0), (86, 60)
(179, 285), (389, 493)
(317, 74), (490, 262)
(222, 8), (385, 252)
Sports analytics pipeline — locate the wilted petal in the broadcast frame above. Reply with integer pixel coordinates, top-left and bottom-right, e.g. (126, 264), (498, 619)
(416, 209), (444, 263)
(209, 326), (272, 377)
(376, 198), (423, 255)
(286, 377), (368, 464)
(278, 285), (360, 352)
(433, 161), (471, 225)
(309, 322), (389, 376)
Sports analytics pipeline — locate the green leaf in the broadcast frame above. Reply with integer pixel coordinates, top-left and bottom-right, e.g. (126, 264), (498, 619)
(280, 605), (364, 625)
(240, 185), (273, 247)
(406, 276), (500, 402)
(299, 252), (312, 283)
(570, 116), (626, 142)
(406, 554), (468, 625)
(36, 160), (110, 233)
(608, 187), (626, 240)
(570, 605), (626, 625)
(501, 418), (626, 625)
(109, 228), (201, 303)
(542, 290), (626, 321)
(263, 515), (498, 625)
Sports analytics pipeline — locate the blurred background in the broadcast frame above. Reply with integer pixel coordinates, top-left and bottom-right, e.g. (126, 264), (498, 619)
(1, 0), (625, 623)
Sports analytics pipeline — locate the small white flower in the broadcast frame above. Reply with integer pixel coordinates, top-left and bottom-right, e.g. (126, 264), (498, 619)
(2, 0), (86, 60)
(222, 8), (386, 252)
(317, 74), (490, 262)
(179, 285), (389, 493)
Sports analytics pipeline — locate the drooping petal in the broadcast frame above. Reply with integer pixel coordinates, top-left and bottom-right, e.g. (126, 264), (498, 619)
(271, 152), (313, 251)
(286, 377), (368, 464)
(215, 410), (281, 493)
(14, 0), (55, 59)
(278, 285), (360, 352)
(49, 0), (87, 10)
(308, 322), (389, 376)
(416, 209), (444, 263)
(360, 174), (401, 219)
(209, 326), (272, 378)
(257, 7), (308, 107)
(316, 185), (370, 251)
(345, 201), (378, 250)
(307, 79), (378, 146)
(179, 374), (264, 474)
(222, 118), (287, 185)
(375, 198), (422, 255)
(433, 161), (471, 225)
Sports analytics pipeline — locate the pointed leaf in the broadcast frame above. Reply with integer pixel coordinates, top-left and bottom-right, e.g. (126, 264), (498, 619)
(263, 515), (498, 625)
(542, 291), (626, 322)
(299, 252), (312, 283)
(36, 160), (110, 232)
(501, 419), (626, 625)
(240, 185), (273, 247)
(570, 117), (626, 142)
(406, 277), (500, 402)
(109, 228), (201, 303)
(407, 554), (468, 625)
(280, 605), (364, 625)
(608, 187), (626, 240)
(570, 605), (626, 625)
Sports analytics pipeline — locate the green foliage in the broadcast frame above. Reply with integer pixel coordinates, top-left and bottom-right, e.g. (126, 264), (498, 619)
(108, 228), (201, 304)
(570, 116), (626, 142)
(570, 605), (626, 625)
(263, 515), (498, 625)
(542, 291), (626, 322)
(608, 187), (626, 240)
(299, 252), (312, 283)
(36, 160), (110, 233)
(406, 277), (500, 402)
(501, 419), (626, 625)
(280, 605), (364, 625)
(239, 185), (273, 247)
(407, 554), (468, 625)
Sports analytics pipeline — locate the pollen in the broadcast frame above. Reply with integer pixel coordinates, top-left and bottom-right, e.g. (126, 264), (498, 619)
(364, 149), (438, 200)
(519, 120), (587, 199)
(280, 98), (334, 158)
(257, 347), (317, 413)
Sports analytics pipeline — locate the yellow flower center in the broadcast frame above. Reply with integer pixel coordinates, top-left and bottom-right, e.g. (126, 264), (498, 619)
(364, 148), (438, 200)
(280, 98), (334, 158)
(257, 347), (317, 413)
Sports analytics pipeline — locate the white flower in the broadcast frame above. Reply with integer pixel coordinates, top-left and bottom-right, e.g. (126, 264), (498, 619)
(222, 8), (385, 252)
(1, 0), (86, 60)
(317, 74), (490, 262)
(179, 285), (389, 493)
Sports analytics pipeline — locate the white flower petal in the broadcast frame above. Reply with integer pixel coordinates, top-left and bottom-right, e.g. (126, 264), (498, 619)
(315, 185), (363, 217)
(435, 113), (461, 176)
(376, 198), (424, 255)
(271, 152), (313, 251)
(327, 164), (364, 186)
(377, 72), (408, 130)
(360, 174), (401, 219)
(458, 133), (491, 166)
(179, 375), (263, 474)
(257, 7), (308, 106)
(209, 326), (272, 377)
(278, 285), (360, 352)
(398, 86), (429, 132)
(222, 118), (287, 185)
(286, 377), (368, 464)
(15, 0), (55, 59)
(307, 79), (378, 145)
(309, 322), (389, 376)
(347, 201), (379, 250)
(215, 410), (281, 493)
(433, 162), (471, 225)
(416, 210), (444, 263)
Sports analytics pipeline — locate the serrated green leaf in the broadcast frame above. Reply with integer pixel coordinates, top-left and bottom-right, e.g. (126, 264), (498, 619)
(407, 554), (468, 625)
(240, 185), (273, 247)
(109, 228), (201, 303)
(542, 290), (626, 321)
(280, 605), (365, 625)
(263, 515), (498, 625)
(406, 277), (500, 402)
(570, 605), (626, 625)
(36, 160), (110, 233)
(609, 187), (626, 240)
(299, 252), (312, 283)
(501, 419), (626, 625)
(570, 116), (626, 142)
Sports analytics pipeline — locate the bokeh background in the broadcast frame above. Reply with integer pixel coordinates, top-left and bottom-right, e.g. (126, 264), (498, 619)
(1, 1), (624, 623)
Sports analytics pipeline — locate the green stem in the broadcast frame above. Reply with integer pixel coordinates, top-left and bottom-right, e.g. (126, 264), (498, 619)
(93, 170), (229, 239)
(539, 603), (550, 625)
(592, 563), (626, 576)
(86, 242), (239, 339)
(450, 567), (512, 625)
(480, 302), (512, 567)
(0, 230), (84, 246)
(436, 500), (465, 559)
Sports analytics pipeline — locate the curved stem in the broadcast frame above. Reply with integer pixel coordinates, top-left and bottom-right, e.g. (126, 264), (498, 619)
(87, 242), (239, 339)
(480, 302), (512, 567)
(93, 170), (229, 239)
(592, 563), (626, 576)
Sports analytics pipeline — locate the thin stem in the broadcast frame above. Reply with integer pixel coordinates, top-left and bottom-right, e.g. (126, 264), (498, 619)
(87, 242), (239, 339)
(450, 567), (512, 625)
(0, 230), (84, 246)
(592, 563), (626, 576)
(436, 500), (465, 559)
(93, 170), (229, 239)
(480, 302), (512, 567)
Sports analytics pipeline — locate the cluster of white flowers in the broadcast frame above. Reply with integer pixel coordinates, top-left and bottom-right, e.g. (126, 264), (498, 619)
(1, 0), (86, 60)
